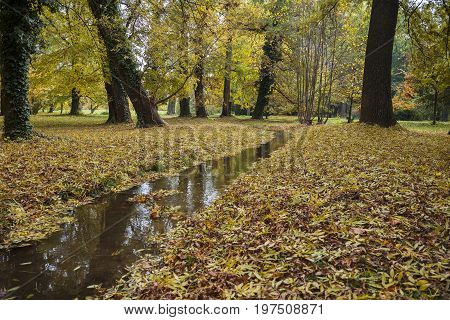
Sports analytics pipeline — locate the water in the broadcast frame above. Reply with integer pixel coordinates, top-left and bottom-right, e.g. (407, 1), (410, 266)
(0, 132), (287, 300)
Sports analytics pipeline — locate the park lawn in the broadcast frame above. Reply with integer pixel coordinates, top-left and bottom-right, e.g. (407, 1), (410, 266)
(234, 115), (450, 134)
(398, 121), (450, 134)
(0, 115), (273, 248)
(106, 123), (449, 299)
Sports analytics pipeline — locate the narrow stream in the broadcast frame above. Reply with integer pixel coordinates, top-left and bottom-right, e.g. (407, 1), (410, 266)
(0, 132), (287, 300)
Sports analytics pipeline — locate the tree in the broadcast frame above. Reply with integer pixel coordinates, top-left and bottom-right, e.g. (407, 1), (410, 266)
(87, 0), (166, 127)
(220, 0), (239, 117)
(252, 0), (284, 120)
(166, 99), (176, 115)
(0, 0), (42, 140)
(179, 97), (191, 117)
(360, 0), (399, 127)
(177, 0), (192, 118)
(221, 36), (233, 117)
(69, 87), (81, 115)
(29, 1), (109, 118)
(0, 76), (4, 116)
(192, 5), (209, 118)
(104, 64), (131, 124)
(404, 0), (449, 125)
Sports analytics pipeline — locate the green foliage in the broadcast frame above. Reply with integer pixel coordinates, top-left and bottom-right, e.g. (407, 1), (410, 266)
(29, 0), (106, 112)
(393, 0), (450, 119)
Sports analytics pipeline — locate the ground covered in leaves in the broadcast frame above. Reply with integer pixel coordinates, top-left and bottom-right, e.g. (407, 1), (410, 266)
(106, 124), (449, 299)
(0, 115), (272, 248)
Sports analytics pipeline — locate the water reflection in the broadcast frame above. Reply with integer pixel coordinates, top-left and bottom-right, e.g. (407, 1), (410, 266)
(0, 132), (287, 299)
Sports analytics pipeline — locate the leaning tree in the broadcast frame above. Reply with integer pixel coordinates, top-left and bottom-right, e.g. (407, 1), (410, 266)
(87, 0), (166, 127)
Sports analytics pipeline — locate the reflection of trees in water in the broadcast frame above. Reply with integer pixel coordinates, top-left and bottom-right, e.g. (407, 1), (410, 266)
(0, 200), (109, 299)
(85, 198), (130, 289)
(2, 133), (286, 299)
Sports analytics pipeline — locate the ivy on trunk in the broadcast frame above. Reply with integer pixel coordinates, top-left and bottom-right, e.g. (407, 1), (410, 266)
(0, 0), (41, 140)
(252, 32), (282, 120)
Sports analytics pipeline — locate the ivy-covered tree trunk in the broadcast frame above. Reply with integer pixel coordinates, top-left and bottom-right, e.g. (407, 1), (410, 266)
(179, 97), (191, 117)
(105, 77), (131, 124)
(221, 36), (233, 117)
(166, 99), (176, 115)
(0, 0), (40, 140)
(103, 60), (131, 124)
(252, 33), (282, 120)
(70, 87), (81, 115)
(194, 58), (207, 118)
(87, 0), (166, 127)
(110, 64), (131, 123)
(360, 0), (399, 127)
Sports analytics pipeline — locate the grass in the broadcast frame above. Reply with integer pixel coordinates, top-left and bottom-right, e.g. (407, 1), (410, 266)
(106, 123), (449, 299)
(223, 115), (450, 134)
(0, 115), (272, 248)
(398, 121), (450, 134)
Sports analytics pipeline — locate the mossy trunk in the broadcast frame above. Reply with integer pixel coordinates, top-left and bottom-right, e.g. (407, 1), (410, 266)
(252, 33), (282, 120)
(0, 0), (38, 140)
(179, 97), (191, 117)
(70, 88), (81, 115)
(360, 0), (399, 127)
(105, 77), (131, 124)
(88, 0), (166, 127)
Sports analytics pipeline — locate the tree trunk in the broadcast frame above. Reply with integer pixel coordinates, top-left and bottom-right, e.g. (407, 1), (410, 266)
(441, 105), (448, 121)
(221, 36), (233, 117)
(48, 104), (55, 113)
(432, 87), (438, 125)
(105, 82), (116, 123)
(166, 99), (176, 115)
(0, 78), (4, 116)
(179, 97), (191, 117)
(348, 94), (354, 123)
(87, 0), (166, 127)
(70, 87), (81, 115)
(360, 0), (399, 127)
(103, 60), (131, 124)
(105, 78), (131, 124)
(194, 58), (207, 118)
(0, 0), (37, 140)
(252, 33), (282, 120)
